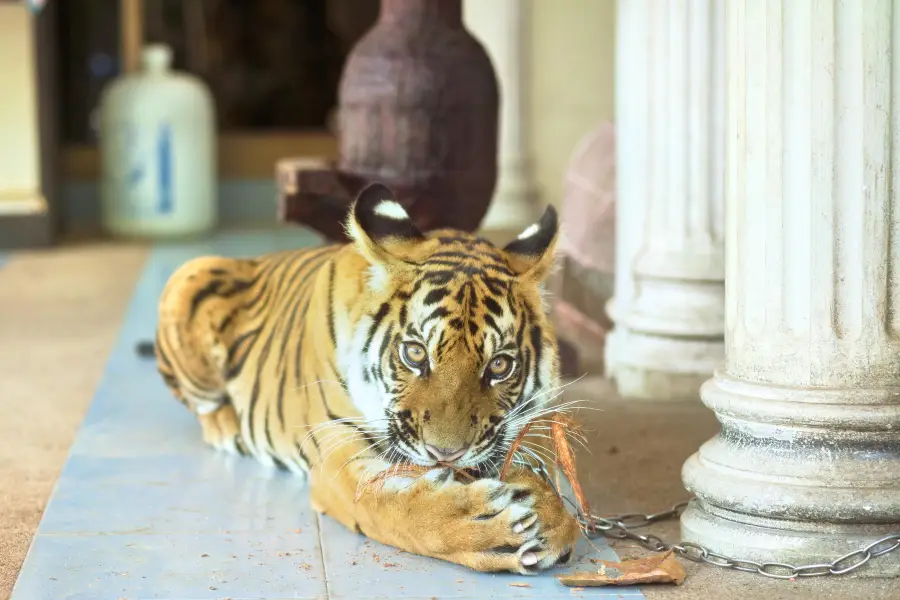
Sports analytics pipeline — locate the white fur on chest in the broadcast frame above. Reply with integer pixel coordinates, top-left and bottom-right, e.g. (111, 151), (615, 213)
(339, 318), (390, 428)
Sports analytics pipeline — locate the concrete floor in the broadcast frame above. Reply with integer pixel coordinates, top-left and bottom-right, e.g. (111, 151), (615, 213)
(0, 235), (896, 599)
(0, 240), (148, 598)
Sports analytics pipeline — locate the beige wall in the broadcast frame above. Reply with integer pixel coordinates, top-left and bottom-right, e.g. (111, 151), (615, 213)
(0, 4), (42, 209)
(529, 0), (616, 208)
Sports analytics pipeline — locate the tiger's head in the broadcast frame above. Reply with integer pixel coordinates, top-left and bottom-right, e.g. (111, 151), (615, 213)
(341, 183), (561, 472)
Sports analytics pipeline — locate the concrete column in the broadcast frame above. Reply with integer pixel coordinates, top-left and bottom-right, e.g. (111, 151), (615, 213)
(464, 0), (539, 231)
(0, 4), (44, 212)
(681, 0), (900, 575)
(606, 0), (725, 399)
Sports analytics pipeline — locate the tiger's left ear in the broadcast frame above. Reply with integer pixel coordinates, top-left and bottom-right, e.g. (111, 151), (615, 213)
(502, 206), (560, 281)
(346, 182), (427, 267)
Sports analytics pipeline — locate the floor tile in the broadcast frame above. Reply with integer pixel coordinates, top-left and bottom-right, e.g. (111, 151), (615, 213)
(318, 514), (642, 599)
(37, 454), (314, 536)
(12, 532), (327, 600)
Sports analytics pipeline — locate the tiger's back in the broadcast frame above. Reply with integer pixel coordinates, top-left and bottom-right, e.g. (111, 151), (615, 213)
(154, 243), (345, 472)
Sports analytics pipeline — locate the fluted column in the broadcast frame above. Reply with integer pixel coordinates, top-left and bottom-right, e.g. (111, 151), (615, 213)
(606, 0), (725, 399)
(0, 4), (43, 212)
(681, 0), (900, 575)
(464, 0), (539, 231)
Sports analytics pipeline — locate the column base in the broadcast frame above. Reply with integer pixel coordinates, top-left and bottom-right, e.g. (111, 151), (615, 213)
(605, 327), (723, 400)
(681, 371), (900, 577)
(681, 500), (900, 577)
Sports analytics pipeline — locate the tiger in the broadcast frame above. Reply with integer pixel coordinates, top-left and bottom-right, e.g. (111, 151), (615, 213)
(152, 182), (581, 574)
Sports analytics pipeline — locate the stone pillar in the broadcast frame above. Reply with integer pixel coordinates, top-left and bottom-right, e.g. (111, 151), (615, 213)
(605, 0), (725, 398)
(464, 0), (538, 231)
(0, 2), (52, 248)
(681, 0), (900, 575)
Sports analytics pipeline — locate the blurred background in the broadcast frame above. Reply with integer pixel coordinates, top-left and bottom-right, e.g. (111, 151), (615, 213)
(0, 0), (615, 237)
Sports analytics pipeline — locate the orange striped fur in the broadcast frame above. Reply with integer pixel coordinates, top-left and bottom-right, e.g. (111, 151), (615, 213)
(153, 183), (579, 573)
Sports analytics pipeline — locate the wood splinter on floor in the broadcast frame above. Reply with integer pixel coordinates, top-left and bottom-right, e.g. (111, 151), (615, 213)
(557, 549), (687, 587)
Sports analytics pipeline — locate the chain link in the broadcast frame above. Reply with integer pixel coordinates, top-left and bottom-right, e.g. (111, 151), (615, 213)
(574, 499), (900, 579)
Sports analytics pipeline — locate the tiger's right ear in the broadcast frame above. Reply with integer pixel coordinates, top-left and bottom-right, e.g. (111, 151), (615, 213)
(345, 182), (427, 268)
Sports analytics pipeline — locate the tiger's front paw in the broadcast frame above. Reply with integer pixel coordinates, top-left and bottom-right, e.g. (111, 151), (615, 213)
(437, 472), (580, 575)
(503, 469), (582, 572)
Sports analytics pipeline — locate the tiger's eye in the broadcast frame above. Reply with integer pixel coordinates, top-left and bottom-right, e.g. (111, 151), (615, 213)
(488, 355), (514, 378)
(401, 342), (428, 368)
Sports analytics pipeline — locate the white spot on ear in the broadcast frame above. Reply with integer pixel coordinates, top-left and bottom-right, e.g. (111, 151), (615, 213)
(517, 222), (540, 240)
(373, 200), (409, 220)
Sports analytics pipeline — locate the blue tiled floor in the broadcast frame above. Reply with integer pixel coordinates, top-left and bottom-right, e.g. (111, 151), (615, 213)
(12, 230), (642, 600)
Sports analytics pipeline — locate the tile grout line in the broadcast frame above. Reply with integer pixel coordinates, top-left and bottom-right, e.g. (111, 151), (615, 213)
(315, 511), (330, 600)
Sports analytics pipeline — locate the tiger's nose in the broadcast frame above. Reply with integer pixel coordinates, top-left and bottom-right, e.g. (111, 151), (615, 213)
(425, 444), (469, 463)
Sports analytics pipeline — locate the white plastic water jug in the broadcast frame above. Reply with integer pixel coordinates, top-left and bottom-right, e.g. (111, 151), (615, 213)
(98, 44), (217, 238)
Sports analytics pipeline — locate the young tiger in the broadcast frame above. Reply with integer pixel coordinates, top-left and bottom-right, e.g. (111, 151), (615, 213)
(153, 183), (581, 574)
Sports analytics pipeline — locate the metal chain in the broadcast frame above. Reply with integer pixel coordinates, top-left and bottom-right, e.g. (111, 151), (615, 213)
(575, 499), (900, 580)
